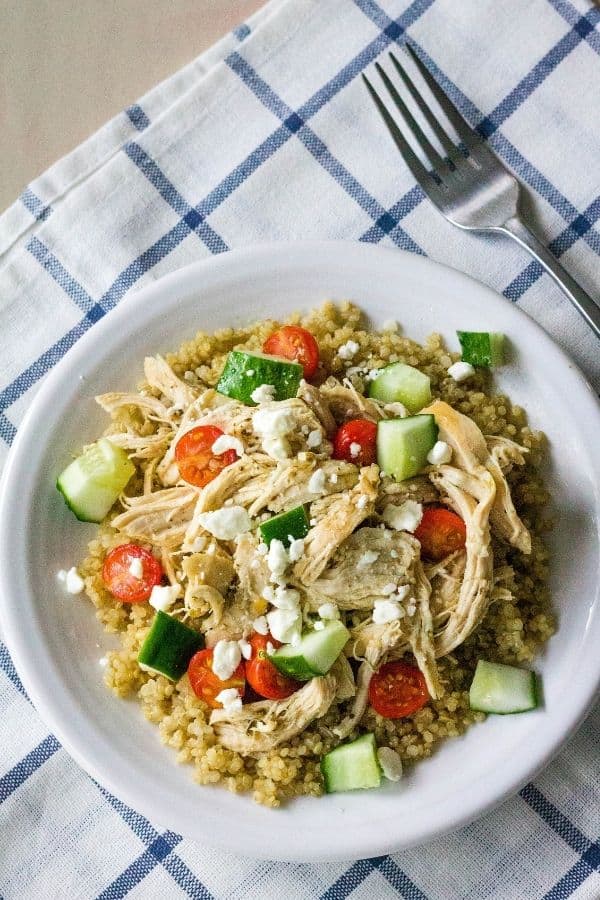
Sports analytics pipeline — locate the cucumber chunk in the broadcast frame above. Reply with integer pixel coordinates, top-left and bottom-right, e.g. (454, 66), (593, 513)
(368, 362), (431, 413)
(269, 620), (350, 681)
(377, 415), (438, 481)
(57, 438), (135, 523)
(259, 505), (310, 547)
(216, 350), (302, 405)
(321, 733), (381, 793)
(137, 610), (204, 681)
(469, 660), (537, 714)
(457, 331), (505, 368)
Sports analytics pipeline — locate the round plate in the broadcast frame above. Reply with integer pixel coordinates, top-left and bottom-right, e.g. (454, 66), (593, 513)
(1, 242), (599, 861)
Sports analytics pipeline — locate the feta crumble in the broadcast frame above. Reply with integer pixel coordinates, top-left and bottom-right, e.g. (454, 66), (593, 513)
(267, 539), (289, 582)
(215, 688), (243, 713)
(373, 598), (404, 624)
(318, 602), (339, 620)
(288, 537), (305, 562)
(212, 640), (242, 681)
(57, 567), (85, 595)
(448, 361), (476, 382)
(337, 340), (360, 360)
(211, 434), (244, 457)
(356, 494), (369, 510)
(314, 620), (325, 631)
(198, 506), (251, 540)
(381, 582), (398, 595)
(308, 468), (326, 494)
(250, 383), (276, 403)
(267, 608), (302, 644)
(377, 747), (403, 781)
(357, 550), (379, 569)
(307, 429), (322, 449)
(149, 584), (179, 611)
(427, 440), (452, 465)
(238, 639), (252, 661)
(383, 501), (423, 533)
(396, 584), (410, 601)
(128, 557), (144, 580)
(329, 473), (338, 484)
(382, 319), (398, 332)
(270, 585), (301, 610)
(252, 615), (269, 635)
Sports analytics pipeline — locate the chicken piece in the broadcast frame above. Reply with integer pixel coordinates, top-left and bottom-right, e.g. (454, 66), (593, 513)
(332, 662), (373, 739)
(409, 559), (442, 699)
(106, 429), (172, 460)
(429, 465), (495, 657)
(330, 654), (356, 701)
(247, 458), (359, 518)
(351, 619), (405, 668)
(320, 377), (386, 423)
(304, 527), (419, 610)
(423, 401), (531, 554)
(143, 355), (198, 411)
(377, 475), (439, 510)
(196, 455), (273, 514)
(233, 532), (271, 614)
(425, 550), (466, 626)
(96, 392), (172, 424)
(294, 465), (380, 584)
(210, 675), (337, 753)
(182, 545), (235, 596)
(486, 435), (528, 473)
(297, 381), (337, 435)
(111, 486), (198, 548)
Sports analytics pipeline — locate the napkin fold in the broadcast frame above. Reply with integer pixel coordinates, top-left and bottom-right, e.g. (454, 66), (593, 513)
(1, 1), (600, 897)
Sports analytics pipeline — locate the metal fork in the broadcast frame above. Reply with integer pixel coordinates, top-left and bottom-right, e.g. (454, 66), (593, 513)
(363, 46), (600, 339)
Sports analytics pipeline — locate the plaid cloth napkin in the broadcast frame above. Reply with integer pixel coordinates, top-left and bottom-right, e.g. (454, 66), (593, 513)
(1, 0), (600, 897)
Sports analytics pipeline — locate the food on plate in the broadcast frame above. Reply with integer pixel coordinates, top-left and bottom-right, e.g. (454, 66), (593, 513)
(57, 303), (554, 806)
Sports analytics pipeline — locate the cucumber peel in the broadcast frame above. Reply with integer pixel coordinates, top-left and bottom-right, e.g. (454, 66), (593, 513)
(269, 620), (349, 681)
(376, 415), (438, 481)
(216, 350), (302, 405)
(57, 438), (135, 523)
(321, 733), (382, 793)
(259, 505), (310, 547)
(138, 610), (204, 681)
(368, 362), (431, 413)
(457, 331), (505, 368)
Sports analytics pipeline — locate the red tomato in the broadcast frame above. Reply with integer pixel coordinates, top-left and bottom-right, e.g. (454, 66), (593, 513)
(102, 543), (163, 603)
(414, 507), (467, 561)
(245, 633), (302, 700)
(369, 661), (429, 718)
(175, 425), (239, 488)
(188, 648), (246, 709)
(332, 418), (377, 466)
(263, 326), (320, 380)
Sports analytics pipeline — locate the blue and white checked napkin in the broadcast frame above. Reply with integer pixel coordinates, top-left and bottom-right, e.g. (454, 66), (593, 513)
(1, 0), (600, 897)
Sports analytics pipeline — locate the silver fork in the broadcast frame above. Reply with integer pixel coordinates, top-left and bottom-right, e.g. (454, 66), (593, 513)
(363, 46), (600, 339)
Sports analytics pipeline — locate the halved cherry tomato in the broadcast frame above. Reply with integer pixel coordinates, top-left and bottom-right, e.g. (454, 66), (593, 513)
(102, 543), (163, 603)
(369, 660), (429, 719)
(175, 425), (239, 488)
(188, 648), (246, 709)
(332, 418), (377, 466)
(414, 506), (467, 561)
(263, 325), (320, 380)
(245, 632), (302, 700)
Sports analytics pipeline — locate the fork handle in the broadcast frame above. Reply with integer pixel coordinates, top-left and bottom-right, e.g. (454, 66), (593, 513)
(497, 215), (600, 340)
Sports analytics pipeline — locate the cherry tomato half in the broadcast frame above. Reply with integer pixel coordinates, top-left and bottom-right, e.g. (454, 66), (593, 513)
(245, 633), (302, 700)
(414, 507), (467, 561)
(188, 648), (246, 709)
(369, 660), (429, 719)
(102, 543), (164, 603)
(263, 326), (320, 380)
(332, 418), (377, 466)
(175, 425), (239, 488)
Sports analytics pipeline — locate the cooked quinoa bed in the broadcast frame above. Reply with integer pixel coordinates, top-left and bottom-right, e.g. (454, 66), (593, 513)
(78, 302), (554, 807)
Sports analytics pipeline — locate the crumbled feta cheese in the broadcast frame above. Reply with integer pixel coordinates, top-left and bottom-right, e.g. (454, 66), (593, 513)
(384, 401), (409, 418)
(366, 369), (380, 381)
(318, 603), (339, 620)
(198, 506), (251, 540)
(396, 584), (410, 601)
(377, 747), (403, 781)
(373, 598), (404, 624)
(381, 582), (398, 595)
(238, 639), (252, 661)
(149, 584), (179, 611)
(267, 539), (289, 582)
(257, 542), (268, 556)
(448, 361), (476, 382)
(307, 428), (322, 449)
(310, 518), (317, 526)
(211, 434), (244, 457)
(406, 600), (417, 617)
(246, 369), (255, 377)
(253, 406), (295, 436)
(212, 640), (242, 680)
(270, 585), (301, 610)
(390, 549), (399, 559)
(329, 473), (338, 484)
(128, 557), (144, 579)
(356, 494), (369, 510)
(98, 656), (108, 668)
(427, 440), (452, 466)
(266, 641), (275, 656)
(349, 442), (361, 459)
(383, 501), (423, 533)
(250, 383), (276, 403)
(262, 585), (276, 604)
(337, 340), (360, 360)
(186, 536), (208, 553)
(215, 688), (243, 713)
(206, 542), (217, 555)
(263, 435), (291, 461)
(288, 537), (305, 562)
(57, 567), (85, 594)
(382, 319), (398, 332)
(308, 469), (326, 494)
(357, 550), (379, 569)
(267, 608), (302, 644)
(314, 620), (325, 631)
(252, 615), (269, 635)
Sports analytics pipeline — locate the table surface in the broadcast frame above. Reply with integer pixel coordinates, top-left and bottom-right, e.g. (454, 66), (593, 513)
(1, 0), (267, 214)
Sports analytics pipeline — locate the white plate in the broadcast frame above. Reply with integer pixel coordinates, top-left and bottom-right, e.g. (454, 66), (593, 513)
(1, 242), (599, 861)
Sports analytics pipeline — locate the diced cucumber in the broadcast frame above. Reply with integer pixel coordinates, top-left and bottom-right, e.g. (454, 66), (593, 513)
(469, 660), (538, 714)
(216, 350), (303, 405)
(368, 362), (431, 413)
(269, 620), (350, 681)
(457, 331), (505, 368)
(56, 438), (135, 523)
(137, 610), (204, 681)
(377, 415), (438, 481)
(321, 733), (381, 793)
(259, 505), (310, 547)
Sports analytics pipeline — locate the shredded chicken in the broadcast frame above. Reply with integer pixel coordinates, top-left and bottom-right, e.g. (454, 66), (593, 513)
(297, 381), (337, 435)
(332, 662), (373, 739)
(233, 532), (271, 613)
(106, 429), (172, 460)
(426, 550), (467, 626)
(111, 486), (198, 548)
(377, 475), (439, 510)
(95, 392), (171, 423)
(143, 355), (199, 411)
(210, 675), (337, 752)
(320, 377), (386, 423)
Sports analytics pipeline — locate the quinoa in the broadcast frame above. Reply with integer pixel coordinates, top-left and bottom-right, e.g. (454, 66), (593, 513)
(78, 302), (555, 807)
